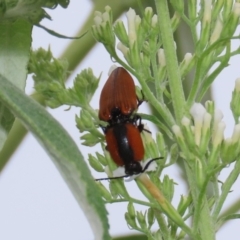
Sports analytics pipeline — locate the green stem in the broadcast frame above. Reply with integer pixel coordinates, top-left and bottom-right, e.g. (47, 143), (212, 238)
(219, 198), (240, 220)
(155, 0), (185, 124)
(150, 49), (162, 101)
(197, 42), (230, 101)
(154, 208), (174, 240)
(187, 0), (199, 46)
(184, 163), (215, 240)
(197, 56), (229, 102)
(107, 197), (153, 207)
(212, 159), (240, 222)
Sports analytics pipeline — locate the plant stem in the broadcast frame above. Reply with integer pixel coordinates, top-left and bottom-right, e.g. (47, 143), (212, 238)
(212, 159), (240, 222)
(155, 0), (185, 124)
(138, 174), (196, 239)
(184, 164), (215, 240)
(154, 208), (173, 240)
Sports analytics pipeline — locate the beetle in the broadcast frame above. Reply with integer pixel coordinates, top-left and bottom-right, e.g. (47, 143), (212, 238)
(104, 122), (144, 175)
(99, 67), (143, 124)
(95, 120), (162, 181)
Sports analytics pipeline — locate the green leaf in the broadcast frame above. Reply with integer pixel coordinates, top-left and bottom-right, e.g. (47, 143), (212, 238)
(216, 214), (240, 230)
(0, 74), (110, 240)
(0, 19), (32, 150)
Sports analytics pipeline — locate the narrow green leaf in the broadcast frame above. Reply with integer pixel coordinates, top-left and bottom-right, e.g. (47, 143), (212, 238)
(35, 23), (88, 39)
(0, 74), (110, 240)
(216, 214), (240, 230)
(0, 19), (32, 150)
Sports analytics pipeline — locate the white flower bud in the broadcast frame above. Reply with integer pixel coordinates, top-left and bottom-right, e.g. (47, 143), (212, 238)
(105, 5), (111, 12)
(117, 42), (129, 56)
(93, 15), (102, 26)
(102, 12), (110, 22)
(152, 14), (158, 27)
(145, 7), (153, 15)
(126, 8), (137, 46)
(210, 16), (223, 44)
(190, 103), (206, 122)
(181, 116), (191, 126)
(190, 103), (207, 145)
(172, 125), (183, 138)
(157, 48), (166, 66)
(212, 121), (225, 147)
(184, 53), (192, 63)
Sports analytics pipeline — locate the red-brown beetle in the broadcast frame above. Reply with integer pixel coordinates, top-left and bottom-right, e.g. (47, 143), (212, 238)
(96, 66), (162, 181)
(95, 121), (162, 181)
(104, 122), (144, 175)
(99, 67), (142, 124)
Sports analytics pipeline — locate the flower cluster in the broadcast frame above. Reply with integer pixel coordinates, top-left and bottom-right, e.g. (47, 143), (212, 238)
(172, 100), (240, 187)
(91, 6), (194, 84)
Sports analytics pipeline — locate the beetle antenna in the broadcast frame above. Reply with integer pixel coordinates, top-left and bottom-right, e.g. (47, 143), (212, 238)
(141, 157), (164, 173)
(95, 174), (129, 181)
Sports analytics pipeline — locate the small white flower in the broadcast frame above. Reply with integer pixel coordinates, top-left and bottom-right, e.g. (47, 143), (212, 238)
(190, 103), (206, 122)
(93, 15), (102, 26)
(117, 42), (129, 57)
(157, 48), (166, 66)
(190, 103), (207, 145)
(126, 8), (137, 46)
(145, 7), (153, 15)
(210, 16), (223, 44)
(105, 5), (111, 12)
(212, 121), (225, 147)
(172, 125), (183, 138)
(184, 53), (193, 63)
(181, 116), (191, 126)
(152, 14), (158, 27)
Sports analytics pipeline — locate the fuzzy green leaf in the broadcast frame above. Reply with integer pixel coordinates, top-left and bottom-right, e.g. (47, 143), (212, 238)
(0, 74), (110, 240)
